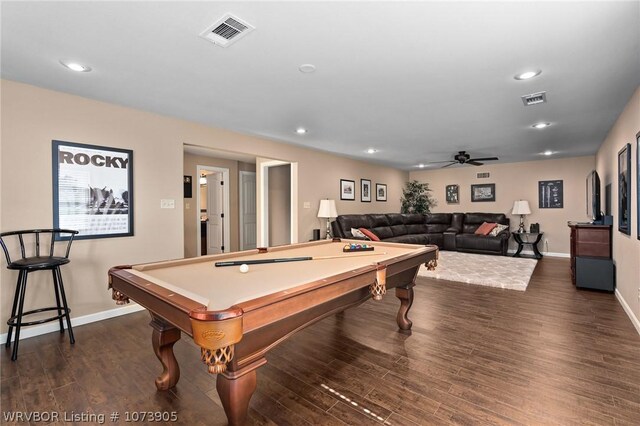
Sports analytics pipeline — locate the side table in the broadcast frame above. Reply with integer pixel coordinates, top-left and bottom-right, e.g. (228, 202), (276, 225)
(512, 232), (544, 259)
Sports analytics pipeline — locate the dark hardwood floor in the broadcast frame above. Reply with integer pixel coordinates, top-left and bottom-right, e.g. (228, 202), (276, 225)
(2, 257), (640, 425)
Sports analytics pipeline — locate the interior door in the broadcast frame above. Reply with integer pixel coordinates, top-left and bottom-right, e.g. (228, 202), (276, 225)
(206, 173), (224, 254)
(240, 172), (257, 250)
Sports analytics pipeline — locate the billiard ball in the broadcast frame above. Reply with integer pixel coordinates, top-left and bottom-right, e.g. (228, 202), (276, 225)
(239, 264), (250, 273)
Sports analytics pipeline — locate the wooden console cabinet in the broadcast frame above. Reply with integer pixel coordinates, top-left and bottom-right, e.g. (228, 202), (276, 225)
(568, 222), (613, 290)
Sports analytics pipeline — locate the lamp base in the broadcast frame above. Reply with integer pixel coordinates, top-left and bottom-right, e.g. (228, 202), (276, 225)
(325, 219), (332, 239)
(518, 215), (526, 233)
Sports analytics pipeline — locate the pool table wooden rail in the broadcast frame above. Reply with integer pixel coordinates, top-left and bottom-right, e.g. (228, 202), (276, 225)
(108, 240), (438, 425)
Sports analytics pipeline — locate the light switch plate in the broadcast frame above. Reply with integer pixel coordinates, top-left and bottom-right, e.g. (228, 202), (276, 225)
(160, 199), (175, 209)
(303, 202), (311, 209)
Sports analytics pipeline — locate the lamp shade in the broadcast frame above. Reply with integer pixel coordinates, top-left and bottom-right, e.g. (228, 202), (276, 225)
(317, 199), (338, 218)
(512, 200), (531, 215)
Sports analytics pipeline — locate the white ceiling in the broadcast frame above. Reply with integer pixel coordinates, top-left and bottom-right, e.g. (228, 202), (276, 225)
(2, 1), (639, 170)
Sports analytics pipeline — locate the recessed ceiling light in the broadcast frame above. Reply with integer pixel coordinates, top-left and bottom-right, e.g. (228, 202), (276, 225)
(60, 60), (92, 72)
(366, 148), (378, 154)
(417, 164), (425, 168)
(543, 150), (553, 156)
(532, 122), (551, 129)
(299, 64), (316, 73)
(295, 127), (307, 134)
(514, 70), (541, 80)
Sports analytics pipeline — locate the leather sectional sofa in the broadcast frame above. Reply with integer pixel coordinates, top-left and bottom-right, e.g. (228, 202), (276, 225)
(331, 212), (510, 256)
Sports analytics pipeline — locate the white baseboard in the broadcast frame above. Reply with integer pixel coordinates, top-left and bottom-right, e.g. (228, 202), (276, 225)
(0, 303), (145, 344)
(615, 289), (640, 336)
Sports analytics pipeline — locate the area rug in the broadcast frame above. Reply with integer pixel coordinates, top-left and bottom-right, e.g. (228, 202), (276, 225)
(417, 251), (538, 291)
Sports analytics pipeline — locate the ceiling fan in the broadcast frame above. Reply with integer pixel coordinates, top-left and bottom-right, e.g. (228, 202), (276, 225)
(428, 151), (499, 168)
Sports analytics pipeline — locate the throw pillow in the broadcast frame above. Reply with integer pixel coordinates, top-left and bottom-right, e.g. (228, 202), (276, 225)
(474, 222), (497, 236)
(351, 228), (367, 239)
(359, 228), (380, 241)
(489, 223), (509, 236)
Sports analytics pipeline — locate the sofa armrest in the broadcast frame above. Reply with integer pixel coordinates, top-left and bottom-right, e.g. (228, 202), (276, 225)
(443, 231), (457, 251)
(445, 227), (459, 233)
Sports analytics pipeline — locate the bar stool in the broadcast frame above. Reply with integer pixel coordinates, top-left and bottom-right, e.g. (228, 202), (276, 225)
(0, 229), (78, 360)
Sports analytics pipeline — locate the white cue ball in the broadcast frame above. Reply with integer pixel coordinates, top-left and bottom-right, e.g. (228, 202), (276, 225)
(239, 264), (249, 273)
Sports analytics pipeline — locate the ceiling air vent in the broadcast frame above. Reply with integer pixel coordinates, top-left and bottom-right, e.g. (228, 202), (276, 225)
(200, 14), (254, 47)
(477, 172), (490, 179)
(521, 91), (547, 106)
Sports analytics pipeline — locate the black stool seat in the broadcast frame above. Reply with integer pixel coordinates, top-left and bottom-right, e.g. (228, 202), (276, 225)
(0, 229), (78, 361)
(8, 256), (70, 270)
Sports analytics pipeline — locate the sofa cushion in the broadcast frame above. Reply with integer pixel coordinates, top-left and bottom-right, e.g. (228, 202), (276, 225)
(385, 234), (430, 245)
(426, 233), (444, 248)
(334, 215), (372, 237)
(386, 214), (408, 236)
(475, 222), (497, 235)
(489, 223), (509, 236)
(404, 214), (428, 234)
(371, 226), (394, 239)
(463, 213), (508, 234)
(455, 233), (504, 253)
(359, 228), (380, 241)
(369, 214), (391, 228)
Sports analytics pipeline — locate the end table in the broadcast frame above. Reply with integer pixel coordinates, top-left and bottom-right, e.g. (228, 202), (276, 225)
(512, 232), (544, 259)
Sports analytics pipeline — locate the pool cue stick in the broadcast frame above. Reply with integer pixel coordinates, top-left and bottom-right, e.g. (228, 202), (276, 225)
(214, 251), (386, 267)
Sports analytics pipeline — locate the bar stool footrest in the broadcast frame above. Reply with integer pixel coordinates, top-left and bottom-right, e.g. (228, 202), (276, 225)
(7, 307), (71, 327)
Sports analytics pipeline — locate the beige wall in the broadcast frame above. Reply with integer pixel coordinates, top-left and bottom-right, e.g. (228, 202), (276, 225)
(595, 87), (640, 330)
(183, 153), (240, 257)
(0, 80), (407, 333)
(1, 80), (184, 333)
(410, 156), (596, 255)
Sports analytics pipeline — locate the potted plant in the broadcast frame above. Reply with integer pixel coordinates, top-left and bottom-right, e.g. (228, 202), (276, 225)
(401, 180), (437, 214)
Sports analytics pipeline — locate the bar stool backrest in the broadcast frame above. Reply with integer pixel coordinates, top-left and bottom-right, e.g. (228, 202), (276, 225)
(0, 229), (79, 267)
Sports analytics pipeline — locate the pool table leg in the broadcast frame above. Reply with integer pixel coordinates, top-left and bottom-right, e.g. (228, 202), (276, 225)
(216, 367), (258, 426)
(150, 315), (181, 390)
(395, 283), (415, 330)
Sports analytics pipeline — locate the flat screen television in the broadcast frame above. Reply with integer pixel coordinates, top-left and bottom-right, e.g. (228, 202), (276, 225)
(586, 170), (602, 222)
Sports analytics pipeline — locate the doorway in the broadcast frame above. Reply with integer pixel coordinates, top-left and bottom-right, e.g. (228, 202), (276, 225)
(256, 158), (298, 247)
(197, 166), (230, 255)
(239, 171), (257, 250)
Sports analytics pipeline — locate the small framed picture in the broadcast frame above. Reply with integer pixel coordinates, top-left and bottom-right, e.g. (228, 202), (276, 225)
(184, 175), (193, 198)
(361, 179), (371, 202)
(618, 143), (631, 235)
(445, 184), (459, 204)
(340, 179), (356, 201)
(471, 183), (495, 202)
(376, 183), (387, 201)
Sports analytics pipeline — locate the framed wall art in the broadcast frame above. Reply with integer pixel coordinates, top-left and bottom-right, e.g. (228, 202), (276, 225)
(538, 180), (563, 208)
(52, 140), (134, 240)
(376, 183), (387, 201)
(637, 131), (640, 240)
(445, 184), (459, 204)
(618, 143), (631, 235)
(340, 179), (356, 201)
(471, 183), (495, 202)
(361, 179), (371, 202)
(184, 175), (193, 198)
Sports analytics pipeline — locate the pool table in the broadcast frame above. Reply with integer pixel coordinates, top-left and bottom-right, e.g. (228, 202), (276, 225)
(108, 239), (438, 425)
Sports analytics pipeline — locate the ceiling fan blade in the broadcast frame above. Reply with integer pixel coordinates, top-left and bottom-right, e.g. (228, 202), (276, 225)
(467, 161), (484, 166)
(426, 160), (458, 164)
(441, 162), (457, 168)
(468, 157), (499, 162)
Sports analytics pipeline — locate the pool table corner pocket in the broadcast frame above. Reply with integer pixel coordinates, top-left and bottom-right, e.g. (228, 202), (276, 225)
(190, 314), (243, 374)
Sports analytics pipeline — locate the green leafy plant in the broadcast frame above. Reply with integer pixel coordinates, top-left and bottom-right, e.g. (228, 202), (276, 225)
(400, 180), (437, 214)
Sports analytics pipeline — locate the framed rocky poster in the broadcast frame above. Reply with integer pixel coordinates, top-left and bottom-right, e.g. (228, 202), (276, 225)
(52, 140), (134, 239)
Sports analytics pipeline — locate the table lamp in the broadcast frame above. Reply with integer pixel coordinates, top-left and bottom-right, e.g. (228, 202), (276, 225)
(317, 199), (338, 239)
(511, 200), (531, 233)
